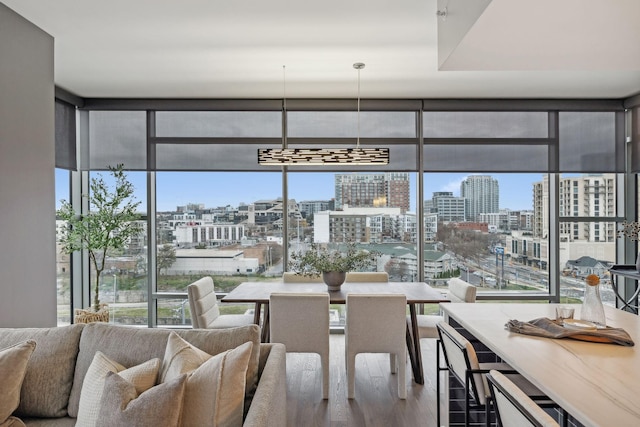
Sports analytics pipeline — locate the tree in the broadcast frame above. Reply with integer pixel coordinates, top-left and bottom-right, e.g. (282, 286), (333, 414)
(57, 164), (143, 312)
(158, 244), (177, 276)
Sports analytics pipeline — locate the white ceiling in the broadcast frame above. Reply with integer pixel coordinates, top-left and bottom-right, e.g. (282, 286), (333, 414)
(3, 0), (640, 99)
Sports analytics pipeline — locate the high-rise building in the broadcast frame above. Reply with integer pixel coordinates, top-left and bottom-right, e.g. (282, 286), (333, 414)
(335, 173), (410, 212)
(534, 174), (616, 242)
(426, 191), (466, 222)
(460, 175), (499, 221)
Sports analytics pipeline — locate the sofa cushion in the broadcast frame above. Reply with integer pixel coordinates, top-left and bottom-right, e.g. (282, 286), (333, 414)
(76, 352), (160, 427)
(0, 324), (84, 418)
(0, 340), (36, 425)
(68, 323), (260, 417)
(95, 372), (187, 427)
(161, 333), (252, 427)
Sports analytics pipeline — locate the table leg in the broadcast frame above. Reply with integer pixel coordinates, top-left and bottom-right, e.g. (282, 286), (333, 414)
(406, 304), (424, 384)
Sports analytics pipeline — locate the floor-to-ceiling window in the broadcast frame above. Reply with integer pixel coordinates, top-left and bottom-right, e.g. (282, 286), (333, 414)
(55, 168), (72, 325)
(57, 98), (627, 325)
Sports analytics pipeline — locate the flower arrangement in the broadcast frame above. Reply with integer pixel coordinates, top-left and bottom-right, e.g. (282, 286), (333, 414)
(617, 221), (640, 241)
(289, 243), (380, 277)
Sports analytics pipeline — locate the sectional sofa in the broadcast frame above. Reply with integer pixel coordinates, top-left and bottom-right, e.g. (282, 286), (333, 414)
(0, 322), (286, 426)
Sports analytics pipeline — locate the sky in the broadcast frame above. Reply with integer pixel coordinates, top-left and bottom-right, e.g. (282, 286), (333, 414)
(56, 170), (543, 212)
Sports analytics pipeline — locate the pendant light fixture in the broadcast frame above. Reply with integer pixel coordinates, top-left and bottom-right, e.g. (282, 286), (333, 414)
(257, 63), (390, 166)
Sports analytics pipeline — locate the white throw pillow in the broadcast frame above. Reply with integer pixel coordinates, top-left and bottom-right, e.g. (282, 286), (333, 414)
(161, 332), (253, 427)
(0, 340), (36, 425)
(75, 352), (160, 427)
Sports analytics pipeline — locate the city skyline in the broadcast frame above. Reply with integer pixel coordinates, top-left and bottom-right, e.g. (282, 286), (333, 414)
(55, 169), (543, 213)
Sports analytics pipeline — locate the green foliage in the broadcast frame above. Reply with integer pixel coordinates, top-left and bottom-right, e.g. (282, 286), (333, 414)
(57, 164), (143, 311)
(289, 243), (380, 276)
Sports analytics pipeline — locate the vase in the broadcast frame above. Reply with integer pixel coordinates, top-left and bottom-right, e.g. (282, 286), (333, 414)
(636, 252), (640, 273)
(580, 283), (606, 327)
(322, 271), (346, 291)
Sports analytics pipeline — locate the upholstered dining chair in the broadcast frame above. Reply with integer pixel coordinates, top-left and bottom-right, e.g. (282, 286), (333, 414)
(487, 370), (560, 427)
(436, 321), (556, 427)
(282, 272), (323, 283)
(414, 278), (477, 339)
(187, 276), (254, 329)
(345, 293), (407, 399)
(269, 292), (330, 399)
(345, 271), (389, 282)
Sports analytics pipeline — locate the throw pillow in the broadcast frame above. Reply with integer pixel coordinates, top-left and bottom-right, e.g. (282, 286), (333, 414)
(76, 352), (160, 427)
(0, 340), (36, 425)
(0, 417), (26, 427)
(95, 371), (187, 427)
(161, 332), (253, 427)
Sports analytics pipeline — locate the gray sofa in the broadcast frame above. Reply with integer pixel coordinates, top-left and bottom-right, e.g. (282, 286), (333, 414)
(0, 322), (286, 427)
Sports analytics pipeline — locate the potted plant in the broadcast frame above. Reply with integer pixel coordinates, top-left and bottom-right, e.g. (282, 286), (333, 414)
(289, 242), (380, 290)
(57, 164), (143, 322)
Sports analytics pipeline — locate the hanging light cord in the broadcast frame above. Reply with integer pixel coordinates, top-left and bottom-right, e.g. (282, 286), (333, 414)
(282, 65), (287, 149)
(354, 62), (365, 148)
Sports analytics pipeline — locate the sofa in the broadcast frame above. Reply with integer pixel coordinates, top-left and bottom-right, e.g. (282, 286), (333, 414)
(0, 322), (286, 427)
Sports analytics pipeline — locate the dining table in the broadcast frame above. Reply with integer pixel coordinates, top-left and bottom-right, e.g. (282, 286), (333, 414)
(221, 280), (449, 384)
(440, 302), (640, 427)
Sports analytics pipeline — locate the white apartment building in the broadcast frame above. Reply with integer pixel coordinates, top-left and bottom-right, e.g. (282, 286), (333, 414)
(460, 175), (499, 221)
(166, 249), (259, 275)
(174, 223), (246, 246)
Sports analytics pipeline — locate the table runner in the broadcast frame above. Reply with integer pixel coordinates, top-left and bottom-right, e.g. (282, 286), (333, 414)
(506, 317), (635, 346)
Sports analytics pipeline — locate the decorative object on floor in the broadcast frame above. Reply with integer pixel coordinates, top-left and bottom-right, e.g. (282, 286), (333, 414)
(258, 63), (390, 166)
(74, 304), (110, 324)
(288, 242), (380, 291)
(580, 274), (606, 327)
(617, 220), (640, 272)
(57, 164), (143, 320)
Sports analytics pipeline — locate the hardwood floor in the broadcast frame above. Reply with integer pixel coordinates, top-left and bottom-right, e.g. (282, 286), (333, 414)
(285, 334), (443, 427)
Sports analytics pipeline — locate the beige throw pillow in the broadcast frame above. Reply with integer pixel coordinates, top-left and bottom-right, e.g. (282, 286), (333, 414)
(76, 352), (160, 427)
(0, 340), (36, 425)
(95, 372), (187, 427)
(161, 332), (253, 427)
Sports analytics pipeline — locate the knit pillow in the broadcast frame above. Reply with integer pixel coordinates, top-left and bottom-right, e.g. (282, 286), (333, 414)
(76, 352), (160, 427)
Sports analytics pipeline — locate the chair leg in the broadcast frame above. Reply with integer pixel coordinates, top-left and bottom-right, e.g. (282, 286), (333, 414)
(321, 352), (329, 400)
(397, 351), (407, 399)
(436, 340), (442, 427)
(347, 352), (356, 399)
(390, 353), (397, 374)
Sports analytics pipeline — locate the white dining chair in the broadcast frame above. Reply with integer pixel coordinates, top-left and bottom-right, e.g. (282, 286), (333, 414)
(345, 293), (407, 399)
(269, 292), (330, 399)
(187, 276), (254, 329)
(345, 271), (389, 282)
(487, 370), (560, 427)
(414, 278), (477, 339)
(436, 321), (556, 427)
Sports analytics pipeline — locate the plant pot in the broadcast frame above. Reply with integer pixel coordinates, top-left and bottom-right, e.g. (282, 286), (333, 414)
(74, 303), (109, 324)
(322, 271), (346, 291)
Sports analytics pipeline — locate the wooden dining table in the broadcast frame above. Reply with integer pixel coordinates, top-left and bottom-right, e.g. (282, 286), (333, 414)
(440, 303), (640, 427)
(222, 280), (449, 384)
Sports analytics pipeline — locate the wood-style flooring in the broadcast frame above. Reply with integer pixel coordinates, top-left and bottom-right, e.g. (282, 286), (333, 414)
(285, 334), (442, 427)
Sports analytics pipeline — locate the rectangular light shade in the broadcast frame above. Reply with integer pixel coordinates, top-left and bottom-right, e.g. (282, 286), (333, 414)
(258, 148), (389, 165)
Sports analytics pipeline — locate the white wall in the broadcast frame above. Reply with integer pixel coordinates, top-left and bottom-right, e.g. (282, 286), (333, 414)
(0, 4), (56, 326)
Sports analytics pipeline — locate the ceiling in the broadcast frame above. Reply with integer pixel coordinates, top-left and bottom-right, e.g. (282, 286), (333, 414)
(3, 0), (640, 100)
